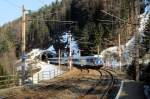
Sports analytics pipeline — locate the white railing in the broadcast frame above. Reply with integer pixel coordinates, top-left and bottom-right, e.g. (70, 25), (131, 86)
(32, 69), (65, 84)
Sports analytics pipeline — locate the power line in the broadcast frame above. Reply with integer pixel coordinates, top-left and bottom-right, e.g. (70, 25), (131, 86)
(36, 0), (46, 5)
(100, 10), (126, 22)
(28, 19), (77, 23)
(3, 0), (21, 9)
(98, 20), (118, 23)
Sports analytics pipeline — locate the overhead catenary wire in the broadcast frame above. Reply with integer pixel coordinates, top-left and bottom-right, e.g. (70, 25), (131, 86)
(36, 0), (46, 5)
(98, 20), (119, 23)
(100, 10), (126, 23)
(3, 0), (21, 9)
(28, 19), (77, 23)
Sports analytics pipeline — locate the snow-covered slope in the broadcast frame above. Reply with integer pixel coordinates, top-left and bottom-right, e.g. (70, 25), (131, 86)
(22, 31), (79, 83)
(26, 31), (80, 61)
(46, 45), (56, 54)
(100, 0), (150, 67)
(60, 32), (80, 57)
(30, 61), (62, 84)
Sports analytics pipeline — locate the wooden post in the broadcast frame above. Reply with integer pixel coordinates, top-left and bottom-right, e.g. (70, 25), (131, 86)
(49, 71), (51, 79)
(59, 49), (61, 69)
(118, 33), (122, 71)
(69, 31), (72, 70)
(97, 45), (100, 55)
(21, 5), (26, 85)
(135, 0), (140, 81)
(37, 73), (39, 83)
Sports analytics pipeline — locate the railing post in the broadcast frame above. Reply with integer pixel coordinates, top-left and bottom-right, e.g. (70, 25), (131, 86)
(54, 70), (55, 77)
(49, 71), (51, 79)
(37, 73), (39, 83)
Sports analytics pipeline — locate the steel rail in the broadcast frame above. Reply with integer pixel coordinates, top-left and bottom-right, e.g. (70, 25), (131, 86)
(77, 69), (103, 99)
(100, 68), (115, 99)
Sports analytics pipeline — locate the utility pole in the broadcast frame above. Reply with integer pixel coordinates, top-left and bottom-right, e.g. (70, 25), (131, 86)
(21, 5), (26, 85)
(58, 49), (61, 69)
(97, 45), (100, 55)
(68, 31), (72, 70)
(79, 50), (81, 56)
(118, 33), (122, 71)
(135, 0), (140, 81)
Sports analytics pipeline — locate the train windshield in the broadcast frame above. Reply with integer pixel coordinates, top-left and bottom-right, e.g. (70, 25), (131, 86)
(95, 58), (103, 65)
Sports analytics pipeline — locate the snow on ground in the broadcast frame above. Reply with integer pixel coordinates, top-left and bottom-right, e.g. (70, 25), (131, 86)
(60, 32), (80, 57)
(27, 49), (45, 60)
(100, 46), (124, 56)
(99, 45), (126, 67)
(24, 47), (60, 84)
(23, 5), (150, 81)
(30, 61), (63, 84)
(144, 85), (150, 99)
(46, 45), (56, 54)
(70, 38), (80, 57)
(24, 31), (80, 84)
(100, 0), (150, 67)
(26, 48), (64, 84)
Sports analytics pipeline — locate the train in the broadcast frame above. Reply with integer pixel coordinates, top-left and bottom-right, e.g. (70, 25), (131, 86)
(48, 56), (104, 69)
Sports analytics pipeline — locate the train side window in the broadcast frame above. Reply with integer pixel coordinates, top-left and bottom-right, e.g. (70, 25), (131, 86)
(90, 59), (94, 62)
(87, 59), (90, 62)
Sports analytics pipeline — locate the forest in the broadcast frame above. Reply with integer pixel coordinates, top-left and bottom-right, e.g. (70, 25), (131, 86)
(0, 0), (144, 75)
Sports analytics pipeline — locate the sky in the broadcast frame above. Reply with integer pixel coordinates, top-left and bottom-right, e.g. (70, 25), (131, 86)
(0, 0), (56, 26)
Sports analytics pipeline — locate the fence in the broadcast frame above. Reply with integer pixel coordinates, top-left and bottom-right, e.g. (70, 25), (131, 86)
(32, 68), (67, 84)
(0, 75), (18, 89)
(38, 69), (63, 81)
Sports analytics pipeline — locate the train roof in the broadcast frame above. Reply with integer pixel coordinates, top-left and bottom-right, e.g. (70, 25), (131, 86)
(49, 56), (102, 60)
(72, 56), (98, 59)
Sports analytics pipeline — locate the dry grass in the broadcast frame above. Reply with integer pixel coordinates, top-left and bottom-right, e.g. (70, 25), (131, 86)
(0, 68), (109, 99)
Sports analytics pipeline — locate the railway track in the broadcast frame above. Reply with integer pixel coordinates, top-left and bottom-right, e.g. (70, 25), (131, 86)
(77, 68), (117, 99)
(0, 68), (119, 99)
(36, 68), (117, 99)
(100, 68), (116, 99)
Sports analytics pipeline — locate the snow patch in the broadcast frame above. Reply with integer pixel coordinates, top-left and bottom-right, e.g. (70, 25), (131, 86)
(47, 45), (56, 54)
(60, 32), (80, 57)
(100, 0), (150, 67)
(30, 61), (62, 84)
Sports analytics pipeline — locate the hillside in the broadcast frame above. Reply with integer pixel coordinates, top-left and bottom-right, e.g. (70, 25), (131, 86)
(0, 0), (140, 74)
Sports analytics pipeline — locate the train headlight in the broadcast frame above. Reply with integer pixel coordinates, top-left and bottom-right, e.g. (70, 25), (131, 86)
(95, 60), (100, 65)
